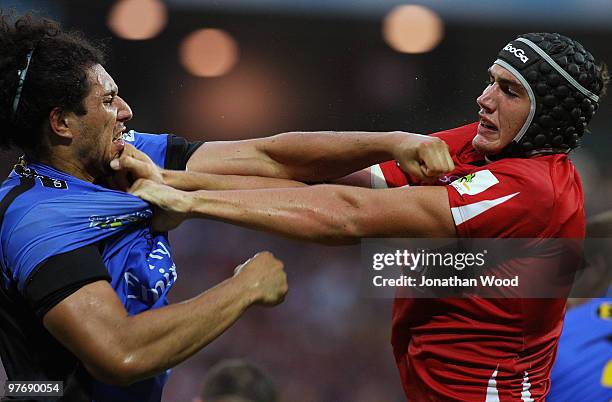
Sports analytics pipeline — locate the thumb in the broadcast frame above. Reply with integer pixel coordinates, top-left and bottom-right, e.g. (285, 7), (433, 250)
(128, 178), (147, 194)
(399, 160), (425, 181)
(115, 154), (151, 177)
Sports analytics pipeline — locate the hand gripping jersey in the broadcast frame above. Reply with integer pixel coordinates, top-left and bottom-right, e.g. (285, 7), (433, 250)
(0, 132), (201, 402)
(548, 297), (612, 401)
(373, 123), (585, 401)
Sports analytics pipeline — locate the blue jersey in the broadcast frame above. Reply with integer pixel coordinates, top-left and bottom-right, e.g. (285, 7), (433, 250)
(0, 131), (187, 402)
(549, 297), (612, 401)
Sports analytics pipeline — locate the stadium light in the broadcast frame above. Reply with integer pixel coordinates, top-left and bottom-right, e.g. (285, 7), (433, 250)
(107, 0), (167, 41)
(179, 28), (239, 78)
(383, 4), (444, 54)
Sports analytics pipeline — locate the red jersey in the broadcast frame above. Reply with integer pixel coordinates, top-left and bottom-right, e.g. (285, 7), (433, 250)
(374, 122), (585, 401)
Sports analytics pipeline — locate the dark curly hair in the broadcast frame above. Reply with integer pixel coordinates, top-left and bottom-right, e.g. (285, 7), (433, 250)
(0, 11), (105, 153)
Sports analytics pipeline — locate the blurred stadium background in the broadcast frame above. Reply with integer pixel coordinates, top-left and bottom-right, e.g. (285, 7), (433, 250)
(1, 0), (611, 401)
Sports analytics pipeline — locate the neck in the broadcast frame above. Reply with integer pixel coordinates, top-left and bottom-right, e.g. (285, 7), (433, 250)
(36, 152), (96, 182)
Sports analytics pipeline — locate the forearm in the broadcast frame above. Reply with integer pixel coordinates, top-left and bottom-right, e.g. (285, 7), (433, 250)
(261, 131), (404, 181)
(185, 185), (361, 244)
(111, 277), (255, 383)
(161, 169), (307, 191)
(187, 131), (407, 182)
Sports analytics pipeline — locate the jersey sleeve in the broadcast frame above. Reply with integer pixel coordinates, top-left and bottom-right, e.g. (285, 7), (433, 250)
(24, 245), (111, 318)
(445, 160), (554, 238)
(121, 130), (204, 170)
(165, 135), (204, 170)
(371, 160), (411, 188)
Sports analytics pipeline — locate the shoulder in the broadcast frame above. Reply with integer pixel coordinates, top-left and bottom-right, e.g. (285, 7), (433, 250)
(486, 156), (555, 196)
(122, 130), (204, 170)
(121, 130), (170, 152)
(121, 130), (168, 145)
(121, 130), (170, 167)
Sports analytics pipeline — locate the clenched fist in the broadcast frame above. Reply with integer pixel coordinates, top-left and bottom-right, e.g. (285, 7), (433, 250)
(234, 251), (288, 306)
(391, 133), (455, 182)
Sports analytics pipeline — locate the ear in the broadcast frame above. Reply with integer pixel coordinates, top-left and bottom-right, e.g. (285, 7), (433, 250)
(48, 107), (76, 140)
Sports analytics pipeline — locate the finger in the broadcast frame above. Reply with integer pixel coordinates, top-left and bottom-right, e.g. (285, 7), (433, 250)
(128, 178), (149, 194)
(123, 143), (155, 164)
(431, 142), (453, 174)
(402, 160), (425, 181)
(419, 151), (446, 177)
(114, 154), (152, 180)
(444, 151), (455, 172)
(419, 164), (441, 183)
(433, 150), (452, 175)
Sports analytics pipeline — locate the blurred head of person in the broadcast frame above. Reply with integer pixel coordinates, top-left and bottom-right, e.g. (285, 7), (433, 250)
(194, 359), (278, 402)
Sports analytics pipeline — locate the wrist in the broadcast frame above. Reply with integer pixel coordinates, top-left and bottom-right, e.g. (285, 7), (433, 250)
(228, 274), (261, 308)
(384, 131), (411, 158)
(160, 169), (175, 186)
(388, 131), (421, 161)
(178, 190), (196, 217)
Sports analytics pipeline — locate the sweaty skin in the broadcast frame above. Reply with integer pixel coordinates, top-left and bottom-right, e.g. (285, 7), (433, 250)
(474, 64), (531, 155)
(38, 65), (289, 387)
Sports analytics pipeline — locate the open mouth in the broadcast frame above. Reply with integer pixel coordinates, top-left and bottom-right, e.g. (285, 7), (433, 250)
(479, 119), (498, 131)
(112, 127), (127, 143)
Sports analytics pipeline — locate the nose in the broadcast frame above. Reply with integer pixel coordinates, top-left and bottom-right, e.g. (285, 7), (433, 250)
(115, 95), (133, 122)
(476, 83), (495, 114)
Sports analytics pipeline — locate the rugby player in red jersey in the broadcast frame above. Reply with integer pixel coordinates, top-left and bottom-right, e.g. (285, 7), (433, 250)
(120, 33), (608, 400)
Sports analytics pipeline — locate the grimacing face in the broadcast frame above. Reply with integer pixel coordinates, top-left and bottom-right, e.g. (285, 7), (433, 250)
(71, 64), (133, 179)
(473, 63), (531, 156)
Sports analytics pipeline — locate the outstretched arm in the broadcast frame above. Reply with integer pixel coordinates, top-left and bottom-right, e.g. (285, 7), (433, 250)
(111, 133), (453, 192)
(185, 131), (454, 183)
(130, 180), (456, 244)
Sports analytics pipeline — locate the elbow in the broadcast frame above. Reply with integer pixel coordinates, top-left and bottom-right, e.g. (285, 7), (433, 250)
(329, 212), (368, 244)
(84, 354), (148, 387)
(305, 220), (362, 246)
(303, 192), (366, 245)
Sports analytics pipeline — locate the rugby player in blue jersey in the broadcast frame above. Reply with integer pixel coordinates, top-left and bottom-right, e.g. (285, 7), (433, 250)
(0, 13), (287, 402)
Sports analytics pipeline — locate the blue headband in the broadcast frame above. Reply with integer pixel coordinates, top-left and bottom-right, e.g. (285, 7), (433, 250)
(12, 49), (34, 116)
